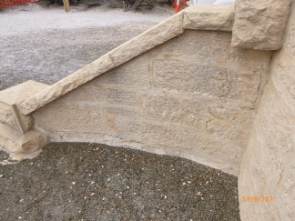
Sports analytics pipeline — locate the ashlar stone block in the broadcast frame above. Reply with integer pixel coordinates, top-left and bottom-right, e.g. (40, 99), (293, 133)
(57, 84), (140, 107)
(154, 60), (261, 106)
(206, 118), (249, 143)
(209, 105), (254, 125)
(97, 52), (151, 89)
(33, 102), (104, 133)
(183, 5), (235, 31)
(161, 30), (212, 63)
(232, 0), (293, 50)
(141, 93), (205, 128)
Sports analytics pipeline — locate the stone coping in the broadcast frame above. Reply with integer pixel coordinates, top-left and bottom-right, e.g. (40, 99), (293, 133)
(183, 5), (235, 31)
(0, 81), (49, 105)
(16, 5), (235, 115)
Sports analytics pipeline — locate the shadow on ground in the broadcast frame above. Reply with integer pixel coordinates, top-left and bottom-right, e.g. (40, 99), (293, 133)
(0, 143), (240, 221)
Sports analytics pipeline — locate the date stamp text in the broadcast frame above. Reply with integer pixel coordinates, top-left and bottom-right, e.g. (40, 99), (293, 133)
(241, 196), (276, 202)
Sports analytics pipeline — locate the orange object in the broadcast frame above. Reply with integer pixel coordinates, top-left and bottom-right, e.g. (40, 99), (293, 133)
(0, 0), (38, 9)
(175, 0), (180, 13)
(172, 0), (189, 13)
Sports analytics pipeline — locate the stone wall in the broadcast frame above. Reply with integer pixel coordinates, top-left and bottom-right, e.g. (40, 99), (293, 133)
(32, 30), (271, 176)
(0, 5), (236, 162)
(238, 1), (295, 220)
(1, 2), (295, 219)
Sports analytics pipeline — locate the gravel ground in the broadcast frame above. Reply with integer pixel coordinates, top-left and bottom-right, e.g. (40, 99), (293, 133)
(0, 3), (173, 89)
(0, 4), (240, 221)
(0, 143), (240, 221)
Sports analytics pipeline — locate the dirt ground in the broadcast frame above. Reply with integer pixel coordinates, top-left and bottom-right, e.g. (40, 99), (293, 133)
(0, 3), (240, 220)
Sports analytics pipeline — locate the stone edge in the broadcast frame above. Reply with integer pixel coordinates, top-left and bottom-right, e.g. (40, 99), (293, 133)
(183, 5), (235, 31)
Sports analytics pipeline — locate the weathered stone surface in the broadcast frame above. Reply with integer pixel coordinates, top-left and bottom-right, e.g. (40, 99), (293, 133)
(154, 61), (228, 94)
(206, 118), (248, 143)
(139, 122), (199, 150)
(24, 26), (271, 177)
(0, 102), (16, 128)
(141, 93), (205, 128)
(0, 123), (20, 153)
(0, 123), (48, 159)
(211, 36), (273, 75)
(0, 80), (49, 105)
(183, 5), (235, 31)
(93, 92), (254, 177)
(183, 136), (242, 176)
(0, 81), (47, 132)
(21, 130), (49, 153)
(102, 105), (200, 150)
(154, 60), (261, 107)
(97, 52), (151, 89)
(161, 30), (212, 63)
(232, 0), (293, 50)
(62, 84), (140, 107)
(209, 105), (254, 125)
(270, 52), (295, 114)
(142, 144), (182, 158)
(224, 47), (272, 71)
(49, 131), (144, 151)
(33, 102), (104, 132)
(103, 106), (139, 120)
(141, 123), (198, 150)
(161, 30), (272, 72)
(18, 54), (115, 115)
(239, 82), (295, 221)
(13, 105), (34, 133)
(239, 3), (295, 218)
(108, 12), (184, 67)
(211, 32), (232, 64)
(284, 2), (295, 57)
(226, 73), (261, 107)
(102, 106), (140, 135)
